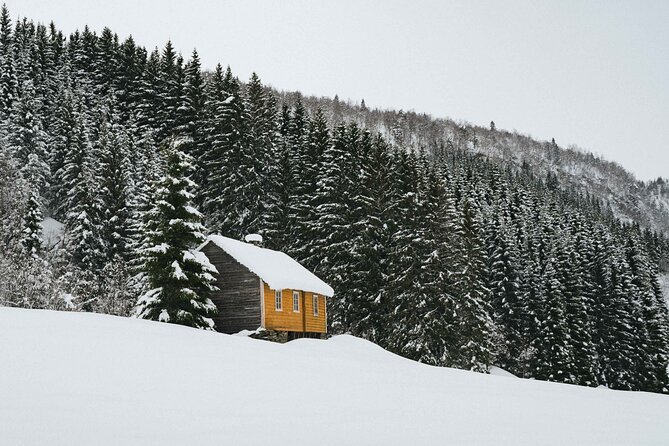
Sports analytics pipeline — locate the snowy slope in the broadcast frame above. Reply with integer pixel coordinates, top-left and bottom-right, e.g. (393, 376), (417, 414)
(40, 217), (64, 250)
(659, 273), (669, 307)
(2, 308), (668, 446)
(290, 94), (669, 235)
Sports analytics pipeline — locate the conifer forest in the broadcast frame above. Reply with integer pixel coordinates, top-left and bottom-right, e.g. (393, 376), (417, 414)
(1, 5), (668, 394)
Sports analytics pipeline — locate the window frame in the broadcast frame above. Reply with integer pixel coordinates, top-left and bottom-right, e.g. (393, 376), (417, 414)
(293, 290), (300, 313)
(275, 289), (283, 311)
(313, 294), (319, 316)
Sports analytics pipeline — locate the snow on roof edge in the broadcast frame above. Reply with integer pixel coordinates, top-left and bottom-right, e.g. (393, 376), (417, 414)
(197, 235), (334, 297)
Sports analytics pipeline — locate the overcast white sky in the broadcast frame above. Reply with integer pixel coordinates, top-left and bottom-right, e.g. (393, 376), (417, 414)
(6, 0), (668, 180)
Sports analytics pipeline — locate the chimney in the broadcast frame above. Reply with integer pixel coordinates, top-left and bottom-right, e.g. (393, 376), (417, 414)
(244, 233), (263, 247)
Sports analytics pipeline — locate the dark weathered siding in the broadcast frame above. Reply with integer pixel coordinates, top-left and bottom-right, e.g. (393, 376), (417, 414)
(201, 242), (261, 334)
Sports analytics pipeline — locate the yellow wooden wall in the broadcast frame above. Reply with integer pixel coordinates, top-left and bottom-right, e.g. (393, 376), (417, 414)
(262, 283), (327, 333)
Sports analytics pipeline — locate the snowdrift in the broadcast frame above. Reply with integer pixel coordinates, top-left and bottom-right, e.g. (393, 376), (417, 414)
(1, 308), (668, 445)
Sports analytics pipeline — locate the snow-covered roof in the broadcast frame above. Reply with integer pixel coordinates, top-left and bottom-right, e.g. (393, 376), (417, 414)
(198, 235), (334, 297)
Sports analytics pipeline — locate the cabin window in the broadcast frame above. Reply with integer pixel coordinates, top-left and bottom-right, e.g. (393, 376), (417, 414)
(293, 291), (300, 312)
(275, 290), (282, 311)
(313, 295), (319, 316)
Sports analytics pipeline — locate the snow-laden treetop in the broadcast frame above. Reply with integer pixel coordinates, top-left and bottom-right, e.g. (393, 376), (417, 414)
(199, 235), (335, 296)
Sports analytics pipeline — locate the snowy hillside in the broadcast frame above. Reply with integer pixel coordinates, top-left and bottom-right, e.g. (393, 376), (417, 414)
(2, 308), (668, 446)
(290, 93), (669, 235)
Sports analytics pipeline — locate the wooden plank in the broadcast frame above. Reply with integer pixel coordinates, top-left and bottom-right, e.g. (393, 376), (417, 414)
(201, 242), (262, 334)
(262, 284), (327, 334)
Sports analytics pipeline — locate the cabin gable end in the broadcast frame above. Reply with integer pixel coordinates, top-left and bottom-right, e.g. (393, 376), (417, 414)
(201, 242), (262, 334)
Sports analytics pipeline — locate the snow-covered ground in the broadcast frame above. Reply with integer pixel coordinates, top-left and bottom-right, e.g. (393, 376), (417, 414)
(40, 217), (64, 250)
(2, 308), (668, 446)
(658, 272), (669, 306)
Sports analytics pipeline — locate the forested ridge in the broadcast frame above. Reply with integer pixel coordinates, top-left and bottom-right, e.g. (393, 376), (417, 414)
(285, 88), (669, 237)
(0, 6), (668, 393)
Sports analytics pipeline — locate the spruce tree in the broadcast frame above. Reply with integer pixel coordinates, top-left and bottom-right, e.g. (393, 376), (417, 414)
(449, 193), (496, 371)
(134, 47), (161, 136)
(262, 103), (294, 250)
(115, 35), (142, 122)
(310, 124), (358, 333)
(345, 133), (393, 342)
(598, 255), (639, 390)
(242, 72), (275, 234)
(385, 149), (442, 363)
(156, 40), (180, 141)
(624, 232), (669, 392)
(52, 87), (88, 220)
(485, 210), (524, 374)
(21, 190), (42, 257)
(201, 66), (246, 237)
(6, 79), (49, 166)
(65, 151), (105, 272)
(557, 218), (598, 386)
(530, 256), (575, 383)
(176, 49), (205, 158)
(134, 138), (217, 330)
(98, 112), (132, 261)
(0, 4), (17, 115)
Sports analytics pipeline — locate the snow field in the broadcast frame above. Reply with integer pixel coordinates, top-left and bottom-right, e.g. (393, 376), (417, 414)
(1, 308), (668, 446)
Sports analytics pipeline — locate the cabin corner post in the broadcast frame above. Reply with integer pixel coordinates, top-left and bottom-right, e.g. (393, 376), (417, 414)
(324, 296), (328, 334)
(259, 278), (265, 329)
(302, 292), (306, 334)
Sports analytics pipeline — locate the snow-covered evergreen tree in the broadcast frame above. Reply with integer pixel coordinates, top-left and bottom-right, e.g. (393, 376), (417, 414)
(97, 110), (133, 261)
(0, 4), (17, 116)
(201, 66), (246, 237)
(449, 193), (496, 371)
(134, 138), (217, 330)
(21, 189), (42, 257)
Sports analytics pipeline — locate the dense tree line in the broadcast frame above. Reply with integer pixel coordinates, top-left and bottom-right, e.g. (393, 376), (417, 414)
(0, 7), (667, 392)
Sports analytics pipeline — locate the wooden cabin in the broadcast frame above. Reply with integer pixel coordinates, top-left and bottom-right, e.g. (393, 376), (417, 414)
(197, 234), (334, 339)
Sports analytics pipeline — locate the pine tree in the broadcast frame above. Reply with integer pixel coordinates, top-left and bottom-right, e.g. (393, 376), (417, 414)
(624, 232), (669, 392)
(485, 210), (525, 374)
(340, 132), (392, 341)
(0, 4), (17, 115)
(598, 254), (639, 390)
(242, 72), (275, 234)
(93, 27), (119, 95)
(134, 138), (217, 330)
(449, 193), (496, 371)
(6, 79), (49, 167)
(289, 108), (329, 258)
(262, 102), (294, 250)
(51, 85), (88, 219)
(60, 105), (105, 272)
(65, 156), (105, 272)
(134, 47), (161, 136)
(20, 152), (50, 198)
(155, 40), (180, 142)
(385, 149), (441, 363)
(310, 124), (358, 333)
(115, 35), (142, 122)
(21, 189), (42, 256)
(98, 111), (132, 261)
(202, 66), (247, 237)
(557, 217), (598, 386)
(194, 62), (224, 208)
(176, 49), (205, 158)
(530, 255), (575, 383)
